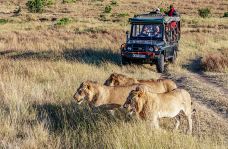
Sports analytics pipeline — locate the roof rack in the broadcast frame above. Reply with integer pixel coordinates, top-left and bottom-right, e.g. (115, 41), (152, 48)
(130, 12), (180, 24)
(134, 12), (164, 18)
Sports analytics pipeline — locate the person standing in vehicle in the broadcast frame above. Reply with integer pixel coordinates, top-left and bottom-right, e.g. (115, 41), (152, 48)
(167, 4), (179, 16)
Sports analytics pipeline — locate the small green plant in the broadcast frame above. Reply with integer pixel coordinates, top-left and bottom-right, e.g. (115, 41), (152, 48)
(117, 13), (129, 17)
(111, 0), (117, 6)
(0, 19), (8, 25)
(55, 17), (71, 26)
(198, 8), (211, 18)
(62, 0), (76, 3)
(104, 5), (112, 13)
(159, 7), (165, 13)
(223, 12), (228, 17)
(26, 0), (54, 13)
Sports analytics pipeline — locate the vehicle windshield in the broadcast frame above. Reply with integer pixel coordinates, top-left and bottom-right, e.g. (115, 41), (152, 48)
(131, 24), (163, 40)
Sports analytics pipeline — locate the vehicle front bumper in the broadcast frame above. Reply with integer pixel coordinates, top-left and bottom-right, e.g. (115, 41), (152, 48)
(121, 51), (160, 64)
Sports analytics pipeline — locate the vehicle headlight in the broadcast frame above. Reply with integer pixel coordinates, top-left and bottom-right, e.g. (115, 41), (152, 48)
(127, 47), (132, 51)
(154, 46), (159, 51)
(148, 47), (154, 52)
(121, 43), (126, 49)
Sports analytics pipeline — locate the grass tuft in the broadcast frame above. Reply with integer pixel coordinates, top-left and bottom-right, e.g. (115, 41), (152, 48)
(201, 49), (228, 72)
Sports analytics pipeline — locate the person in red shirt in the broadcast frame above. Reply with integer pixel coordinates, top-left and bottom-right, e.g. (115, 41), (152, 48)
(167, 4), (179, 16)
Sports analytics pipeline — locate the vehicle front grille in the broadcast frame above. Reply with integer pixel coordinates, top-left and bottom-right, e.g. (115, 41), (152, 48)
(131, 44), (147, 52)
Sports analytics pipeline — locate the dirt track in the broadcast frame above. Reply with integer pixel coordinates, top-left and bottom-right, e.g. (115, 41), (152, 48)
(160, 66), (228, 139)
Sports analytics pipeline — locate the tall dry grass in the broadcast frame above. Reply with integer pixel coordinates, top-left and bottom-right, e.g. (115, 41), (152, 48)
(201, 51), (228, 72)
(0, 0), (228, 148)
(200, 48), (228, 72)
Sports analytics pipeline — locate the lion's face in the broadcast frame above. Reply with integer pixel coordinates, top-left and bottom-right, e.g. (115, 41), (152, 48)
(123, 90), (144, 115)
(104, 73), (127, 86)
(73, 81), (95, 104)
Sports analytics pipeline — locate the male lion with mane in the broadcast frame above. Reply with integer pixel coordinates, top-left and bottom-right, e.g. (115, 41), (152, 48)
(123, 85), (193, 134)
(104, 73), (177, 93)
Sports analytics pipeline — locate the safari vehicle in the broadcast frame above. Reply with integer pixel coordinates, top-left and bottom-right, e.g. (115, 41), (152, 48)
(121, 13), (181, 73)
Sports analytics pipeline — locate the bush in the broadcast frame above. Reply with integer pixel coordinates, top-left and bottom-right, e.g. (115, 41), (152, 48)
(198, 8), (211, 18)
(104, 5), (112, 13)
(201, 52), (228, 72)
(223, 12), (228, 17)
(0, 19), (8, 25)
(55, 17), (71, 26)
(26, 0), (54, 13)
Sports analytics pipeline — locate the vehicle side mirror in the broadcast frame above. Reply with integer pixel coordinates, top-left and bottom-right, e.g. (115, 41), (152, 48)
(126, 31), (129, 41)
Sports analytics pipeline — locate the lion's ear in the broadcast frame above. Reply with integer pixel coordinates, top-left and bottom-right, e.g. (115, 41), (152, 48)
(136, 86), (144, 91)
(111, 74), (117, 79)
(138, 91), (143, 97)
(136, 86), (140, 91)
(87, 84), (91, 90)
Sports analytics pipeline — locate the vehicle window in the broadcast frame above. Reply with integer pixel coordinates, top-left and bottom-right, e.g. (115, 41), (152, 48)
(131, 24), (163, 39)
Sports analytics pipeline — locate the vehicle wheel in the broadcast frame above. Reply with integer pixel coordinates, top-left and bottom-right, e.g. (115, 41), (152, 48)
(170, 50), (177, 63)
(121, 57), (130, 65)
(156, 54), (165, 73)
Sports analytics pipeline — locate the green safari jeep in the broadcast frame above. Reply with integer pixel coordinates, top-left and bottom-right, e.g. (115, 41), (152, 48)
(121, 13), (181, 73)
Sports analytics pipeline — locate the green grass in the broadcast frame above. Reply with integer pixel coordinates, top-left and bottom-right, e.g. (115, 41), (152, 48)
(0, 19), (8, 25)
(55, 17), (71, 26)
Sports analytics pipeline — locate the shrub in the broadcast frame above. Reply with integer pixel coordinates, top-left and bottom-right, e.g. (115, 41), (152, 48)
(26, 0), (54, 13)
(198, 8), (211, 18)
(201, 52), (228, 72)
(104, 5), (112, 13)
(55, 17), (71, 26)
(223, 12), (228, 17)
(0, 19), (8, 25)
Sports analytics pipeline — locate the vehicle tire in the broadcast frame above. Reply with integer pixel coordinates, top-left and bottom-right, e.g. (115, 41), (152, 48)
(121, 57), (130, 65)
(156, 54), (165, 73)
(170, 50), (177, 63)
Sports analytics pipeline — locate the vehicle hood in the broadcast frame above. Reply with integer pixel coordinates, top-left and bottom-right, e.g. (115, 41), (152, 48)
(127, 40), (165, 46)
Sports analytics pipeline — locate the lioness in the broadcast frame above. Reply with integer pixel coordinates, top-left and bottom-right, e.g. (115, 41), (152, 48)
(104, 73), (177, 93)
(73, 80), (140, 110)
(123, 85), (193, 134)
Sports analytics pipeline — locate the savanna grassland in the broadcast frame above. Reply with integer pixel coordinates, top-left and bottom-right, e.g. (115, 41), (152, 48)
(0, 0), (228, 148)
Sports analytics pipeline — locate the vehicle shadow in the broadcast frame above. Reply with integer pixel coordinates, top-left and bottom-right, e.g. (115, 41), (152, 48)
(32, 102), (128, 133)
(182, 57), (203, 73)
(0, 48), (121, 66)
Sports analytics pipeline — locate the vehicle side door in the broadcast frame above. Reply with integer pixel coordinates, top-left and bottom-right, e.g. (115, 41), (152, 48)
(164, 24), (173, 59)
